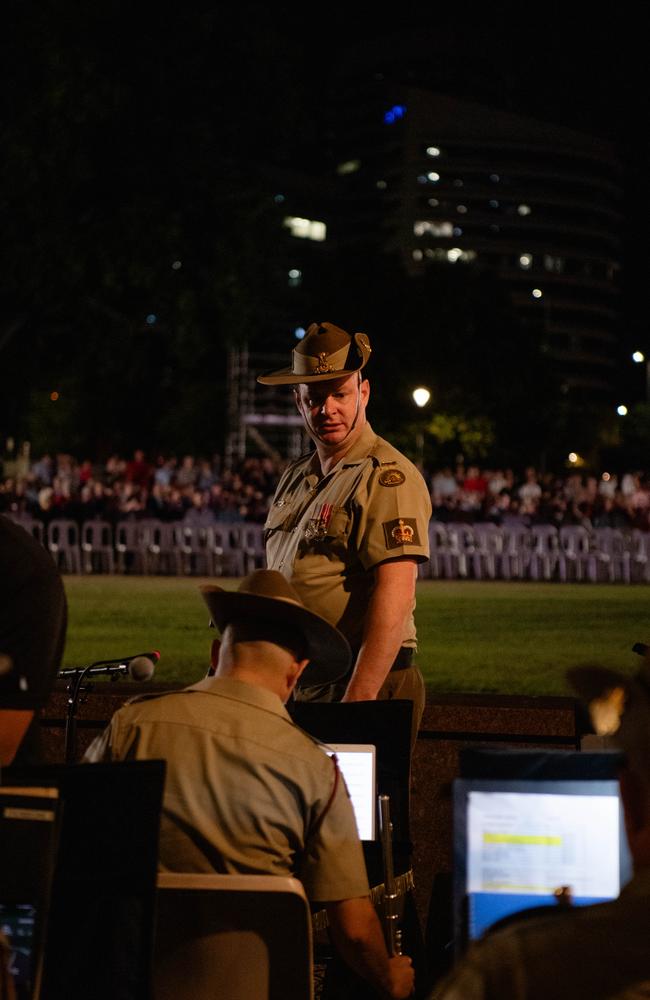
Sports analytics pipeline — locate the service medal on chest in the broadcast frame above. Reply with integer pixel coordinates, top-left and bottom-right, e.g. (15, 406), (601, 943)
(305, 502), (333, 540)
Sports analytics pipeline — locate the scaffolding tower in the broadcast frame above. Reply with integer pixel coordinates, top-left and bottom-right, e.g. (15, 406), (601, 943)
(225, 345), (309, 468)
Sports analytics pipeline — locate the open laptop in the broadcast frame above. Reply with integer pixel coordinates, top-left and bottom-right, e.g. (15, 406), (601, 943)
(452, 750), (632, 957)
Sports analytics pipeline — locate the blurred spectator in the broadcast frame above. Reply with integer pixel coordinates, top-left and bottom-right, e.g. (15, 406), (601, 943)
(183, 490), (217, 527)
(517, 466), (542, 503)
(125, 449), (152, 489)
(175, 454), (198, 488)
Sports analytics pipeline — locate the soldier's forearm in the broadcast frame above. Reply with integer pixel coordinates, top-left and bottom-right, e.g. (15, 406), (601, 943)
(342, 560), (416, 701)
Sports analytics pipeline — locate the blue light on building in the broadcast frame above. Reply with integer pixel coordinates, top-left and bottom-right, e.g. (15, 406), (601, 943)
(384, 105), (406, 124)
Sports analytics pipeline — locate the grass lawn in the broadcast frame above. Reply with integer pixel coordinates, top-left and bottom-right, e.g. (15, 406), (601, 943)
(60, 576), (650, 698)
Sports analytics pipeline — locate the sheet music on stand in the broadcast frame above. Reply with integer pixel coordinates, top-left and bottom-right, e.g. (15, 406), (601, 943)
(325, 744), (377, 841)
(288, 700), (414, 884)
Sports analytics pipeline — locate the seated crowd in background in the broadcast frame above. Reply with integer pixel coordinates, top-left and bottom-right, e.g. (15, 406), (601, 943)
(0, 449), (282, 527)
(1, 449), (650, 534)
(430, 464), (650, 533)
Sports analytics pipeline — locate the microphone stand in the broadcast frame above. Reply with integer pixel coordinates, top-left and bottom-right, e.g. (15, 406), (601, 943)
(63, 664), (94, 765)
(61, 660), (136, 764)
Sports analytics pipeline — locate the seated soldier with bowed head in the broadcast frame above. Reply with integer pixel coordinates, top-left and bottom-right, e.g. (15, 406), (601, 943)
(84, 569), (415, 1000)
(430, 657), (650, 1000)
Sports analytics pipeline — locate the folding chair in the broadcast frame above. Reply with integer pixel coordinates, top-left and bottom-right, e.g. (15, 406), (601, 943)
(207, 525), (246, 577)
(81, 520), (116, 574)
(529, 524), (560, 581)
(423, 521), (450, 579)
(175, 523), (214, 575)
(153, 873), (313, 1000)
(230, 522), (266, 573)
(470, 523), (504, 580)
(445, 523), (475, 579)
(115, 519), (153, 574)
(591, 527), (631, 583)
(146, 520), (183, 575)
(500, 525), (532, 580)
(46, 519), (82, 574)
(558, 525), (595, 582)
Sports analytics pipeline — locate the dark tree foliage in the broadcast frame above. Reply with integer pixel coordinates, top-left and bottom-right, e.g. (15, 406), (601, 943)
(0, 2), (308, 455)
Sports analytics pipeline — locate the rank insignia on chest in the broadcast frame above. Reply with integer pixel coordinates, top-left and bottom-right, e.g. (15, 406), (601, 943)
(305, 502), (333, 540)
(383, 517), (420, 548)
(379, 468), (406, 487)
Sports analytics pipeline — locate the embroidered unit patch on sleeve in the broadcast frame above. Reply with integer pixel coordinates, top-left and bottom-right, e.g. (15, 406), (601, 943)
(378, 468), (406, 487)
(383, 517), (421, 548)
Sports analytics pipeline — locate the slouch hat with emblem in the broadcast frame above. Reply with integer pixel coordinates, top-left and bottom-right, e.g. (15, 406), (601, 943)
(257, 322), (372, 385)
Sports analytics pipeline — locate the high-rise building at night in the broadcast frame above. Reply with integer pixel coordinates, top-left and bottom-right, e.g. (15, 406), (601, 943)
(327, 85), (624, 403)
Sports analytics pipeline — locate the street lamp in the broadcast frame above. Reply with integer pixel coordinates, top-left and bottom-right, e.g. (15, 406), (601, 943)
(411, 387), (431, 469)
(632, 350), (650, 402)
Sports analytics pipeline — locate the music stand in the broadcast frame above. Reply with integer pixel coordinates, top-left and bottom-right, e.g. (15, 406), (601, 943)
(288, 700), (413, 881)
(3, 759), (165, 1000)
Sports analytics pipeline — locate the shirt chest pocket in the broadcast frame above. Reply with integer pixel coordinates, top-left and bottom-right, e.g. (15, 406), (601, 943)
(264, 502), (293, 533)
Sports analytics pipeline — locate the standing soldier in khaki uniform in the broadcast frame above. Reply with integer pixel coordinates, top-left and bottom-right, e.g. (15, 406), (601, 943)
(258, 321), (432, 740)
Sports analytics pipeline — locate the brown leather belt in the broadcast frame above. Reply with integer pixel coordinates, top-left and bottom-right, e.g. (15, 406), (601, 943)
(311, 868), (415, 932)
(390, 647), (413, 672)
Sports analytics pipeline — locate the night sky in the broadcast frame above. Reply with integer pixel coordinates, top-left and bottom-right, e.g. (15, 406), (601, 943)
(2, 3), (648, 461)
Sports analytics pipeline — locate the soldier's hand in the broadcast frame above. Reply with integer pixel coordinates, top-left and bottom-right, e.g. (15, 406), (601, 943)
(385, 954), (414, 998)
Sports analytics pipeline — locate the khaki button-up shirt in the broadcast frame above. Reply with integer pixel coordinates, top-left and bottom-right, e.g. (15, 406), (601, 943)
(265, 423), (432, 652)
(84, 677), (370, 903)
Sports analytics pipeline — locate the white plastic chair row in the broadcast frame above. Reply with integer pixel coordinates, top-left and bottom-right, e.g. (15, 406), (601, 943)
(419, 522), (648, 583)
(1, 514), (266, 577)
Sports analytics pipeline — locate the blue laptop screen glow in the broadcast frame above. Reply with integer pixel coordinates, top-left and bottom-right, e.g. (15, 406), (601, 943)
(454, 778), (631, 948)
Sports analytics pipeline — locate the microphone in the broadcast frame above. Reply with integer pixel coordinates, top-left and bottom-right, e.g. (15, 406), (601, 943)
(58, 651), (160, 681)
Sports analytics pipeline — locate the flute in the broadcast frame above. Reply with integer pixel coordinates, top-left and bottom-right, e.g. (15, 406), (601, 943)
(378, 793), (402, 956)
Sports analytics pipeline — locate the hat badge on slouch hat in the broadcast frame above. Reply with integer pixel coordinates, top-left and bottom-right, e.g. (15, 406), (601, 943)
(256, 322), (372, 385)
(199, 569), (351, 687)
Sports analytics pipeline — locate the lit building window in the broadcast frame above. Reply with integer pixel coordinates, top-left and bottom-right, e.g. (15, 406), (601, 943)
(336, 160), (361, 175)
(519, 253), (533, 269)
(414, 220), (453, 237)
(446, 248), (477, 263)
(283, 217), (326, 242)
(517, 204), (532, 216)
(423, 247), (477, 263)
(426, 146), (441, 157)
(532, 288), (543, 299)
